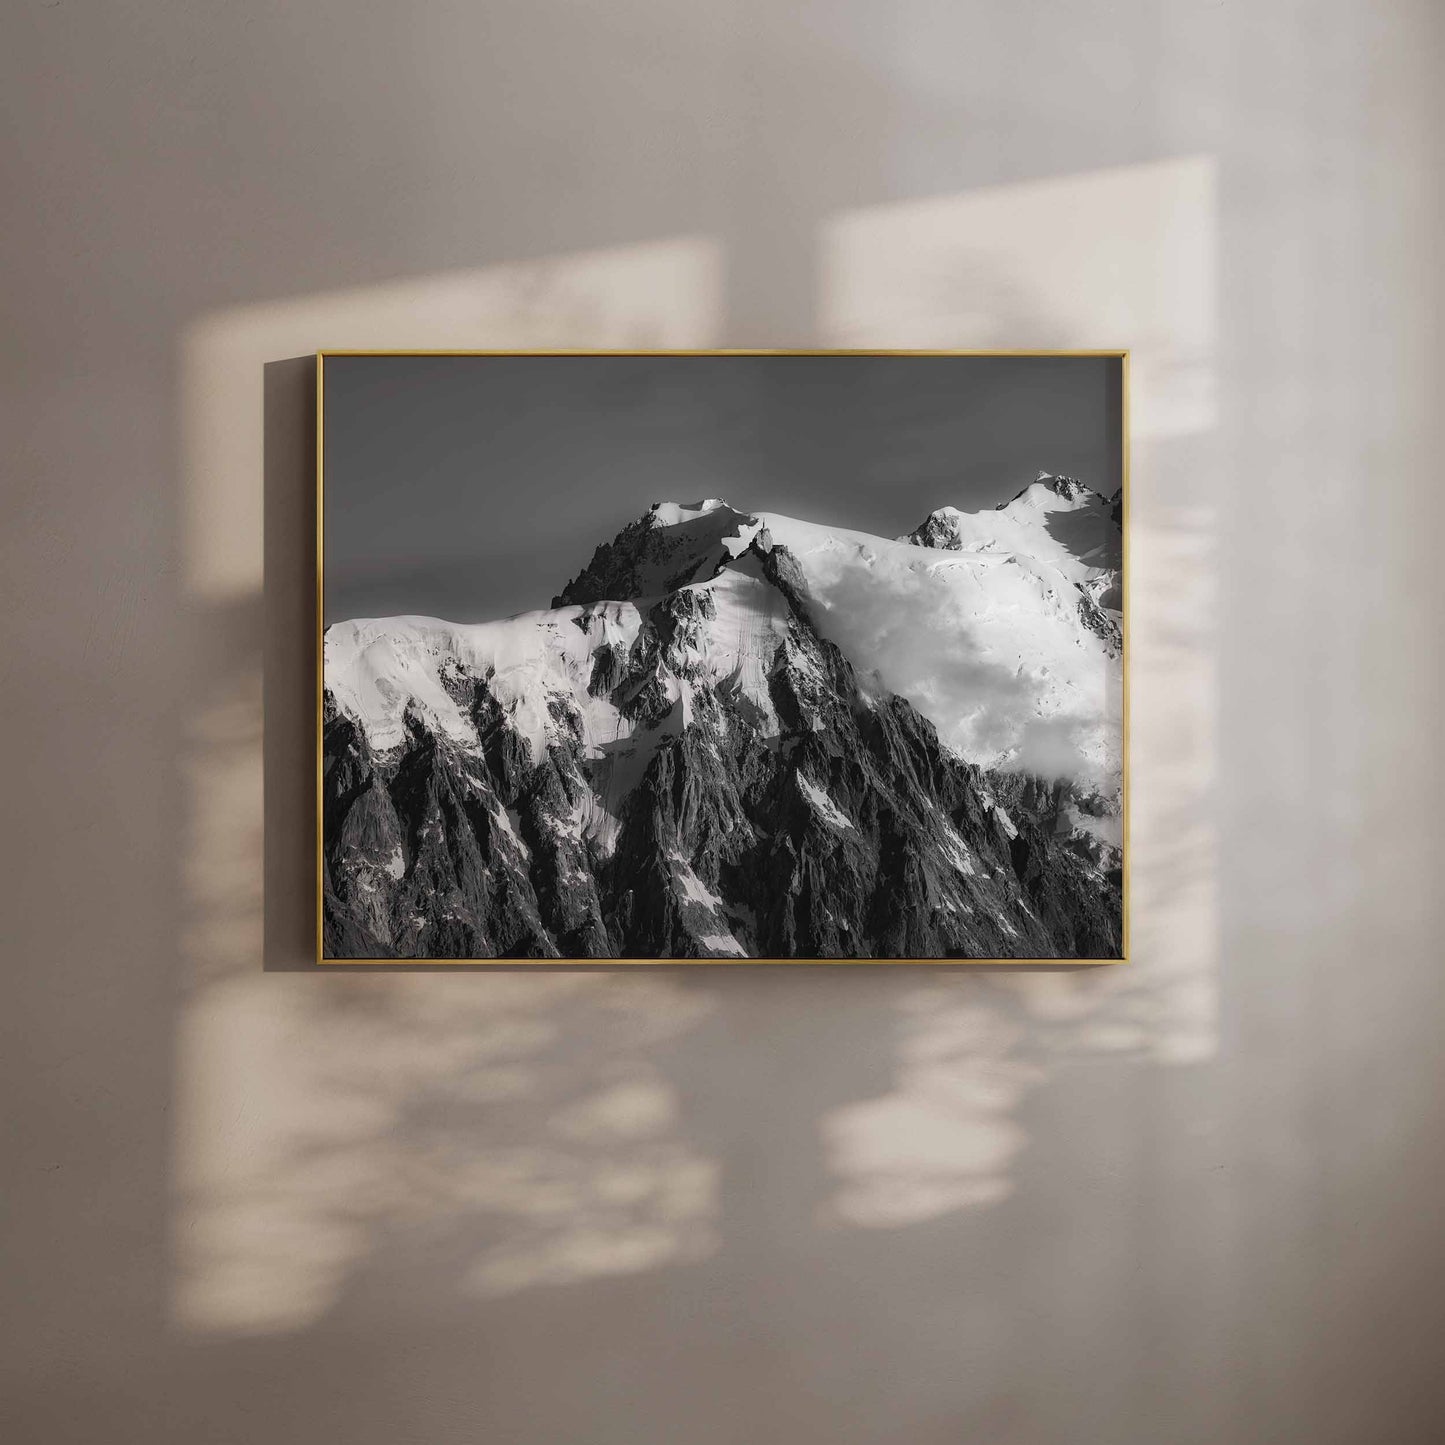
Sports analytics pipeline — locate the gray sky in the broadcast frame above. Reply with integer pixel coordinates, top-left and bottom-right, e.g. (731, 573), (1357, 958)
(323, 354), (1122, 624)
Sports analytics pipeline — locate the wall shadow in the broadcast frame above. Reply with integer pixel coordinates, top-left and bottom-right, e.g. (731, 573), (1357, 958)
(263, 357), (319, 971)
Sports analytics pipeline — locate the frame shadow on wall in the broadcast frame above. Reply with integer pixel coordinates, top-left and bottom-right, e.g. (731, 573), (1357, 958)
(262, 356), (318, 972)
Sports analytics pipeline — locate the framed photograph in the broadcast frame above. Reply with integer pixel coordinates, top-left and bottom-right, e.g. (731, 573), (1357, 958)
(318, 351), (1127, 963)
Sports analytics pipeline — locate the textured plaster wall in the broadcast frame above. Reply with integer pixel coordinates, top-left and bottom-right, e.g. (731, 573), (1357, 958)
(2, 3), (1442, 1443)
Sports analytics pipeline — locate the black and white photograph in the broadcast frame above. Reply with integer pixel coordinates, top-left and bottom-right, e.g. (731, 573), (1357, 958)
(321, 352), (1125, 960)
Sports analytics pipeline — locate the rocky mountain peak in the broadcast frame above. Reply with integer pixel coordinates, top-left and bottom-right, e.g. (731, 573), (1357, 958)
(994, 472), (1097, 510)
(1041, 471), (1092, 501)
(552, 499), (760, 609)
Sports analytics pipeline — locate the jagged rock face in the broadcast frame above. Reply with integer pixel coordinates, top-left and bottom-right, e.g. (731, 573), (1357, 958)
(323, 489), (1124, 960)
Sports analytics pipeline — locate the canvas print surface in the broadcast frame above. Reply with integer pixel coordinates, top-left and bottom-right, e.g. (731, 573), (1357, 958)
(320, 354), (1125, 961)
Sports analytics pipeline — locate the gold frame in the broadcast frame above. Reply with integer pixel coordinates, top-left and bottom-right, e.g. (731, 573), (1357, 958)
(316, 349), (1130, 965)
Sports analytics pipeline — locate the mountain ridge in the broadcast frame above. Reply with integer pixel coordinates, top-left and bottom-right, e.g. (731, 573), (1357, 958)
(322, 484), (1124, 959)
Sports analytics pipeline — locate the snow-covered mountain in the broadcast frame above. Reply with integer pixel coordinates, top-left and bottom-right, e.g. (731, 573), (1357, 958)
(905, 470), (1122, 656)
(323, 482), (1123, 959)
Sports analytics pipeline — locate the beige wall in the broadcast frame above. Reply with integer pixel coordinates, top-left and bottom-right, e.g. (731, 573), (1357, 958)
(3, 3), (1442, 1442)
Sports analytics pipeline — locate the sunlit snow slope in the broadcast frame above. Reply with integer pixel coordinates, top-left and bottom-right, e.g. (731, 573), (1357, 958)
(552, 481), (1124, 786)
